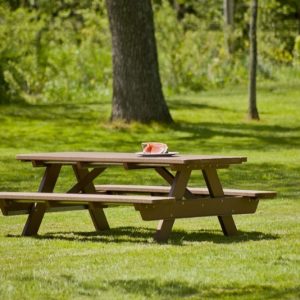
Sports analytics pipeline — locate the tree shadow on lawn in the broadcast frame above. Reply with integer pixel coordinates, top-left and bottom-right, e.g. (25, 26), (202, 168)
(95, 278), (299, 299)
(2, 102), (300, 153)
(15, 227), (278, 245)
(1, 102), (105, 123)
(168, 100), (230, 112)
(171, 121), (300, 151)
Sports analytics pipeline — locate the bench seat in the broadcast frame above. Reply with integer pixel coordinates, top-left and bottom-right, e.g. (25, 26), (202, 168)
(0, 191), (262, 222)
(0, 192), (175, 205)
(0, 192), (175, 216)
(95, 184), (277, 199)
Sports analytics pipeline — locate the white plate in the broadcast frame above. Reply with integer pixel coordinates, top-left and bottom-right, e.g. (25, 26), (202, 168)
(136, 152), (179, 157)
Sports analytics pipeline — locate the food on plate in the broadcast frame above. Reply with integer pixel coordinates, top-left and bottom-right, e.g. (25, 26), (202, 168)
(141, 142), (168, 154)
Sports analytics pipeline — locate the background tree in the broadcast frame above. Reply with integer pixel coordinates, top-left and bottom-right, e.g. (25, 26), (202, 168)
(167, 0), (196, 21)
(223, 0), (234, 54)
(0, 68), (10, 104)
(106, 0), (173, 123)
(248, 0), (259, 120)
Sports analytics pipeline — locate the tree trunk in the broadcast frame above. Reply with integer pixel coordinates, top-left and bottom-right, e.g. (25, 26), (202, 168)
(0, 67), (11, 104)
(170, 0), (186, 21)
(223, 0), (234, 54)
(106, 0), (173, 123)
(248, 0), (259, 120)
(298, 8), (300, 34)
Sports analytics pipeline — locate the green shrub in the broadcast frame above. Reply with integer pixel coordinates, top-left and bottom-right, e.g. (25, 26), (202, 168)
(0, 1), (111, 104)
(155, 3), (248, 93)
(293, 35), (300, 67)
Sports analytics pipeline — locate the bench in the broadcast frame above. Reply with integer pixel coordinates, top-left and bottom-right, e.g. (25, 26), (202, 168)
(0, 188), (274, 240)
(95, 184), (277, 199)
(0, 190), (265, 221)
(0, 192), (175, 216)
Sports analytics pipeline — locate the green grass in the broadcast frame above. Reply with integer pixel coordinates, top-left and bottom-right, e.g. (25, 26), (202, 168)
(0, 80), (300, 299)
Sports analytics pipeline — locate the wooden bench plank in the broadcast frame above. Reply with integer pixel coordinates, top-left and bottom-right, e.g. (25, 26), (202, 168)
(0, 199), (88, 216)
(135, 196), (259, 221)
(95, 184), (277, 199)
(0, 192), (175, 205)
(0, 201), (33, 216)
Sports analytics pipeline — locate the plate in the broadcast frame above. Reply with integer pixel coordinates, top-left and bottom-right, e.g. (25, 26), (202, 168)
(136, 152), (179, 157)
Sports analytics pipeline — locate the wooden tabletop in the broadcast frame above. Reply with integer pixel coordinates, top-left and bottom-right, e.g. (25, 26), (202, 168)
(16, 152), (247, 166)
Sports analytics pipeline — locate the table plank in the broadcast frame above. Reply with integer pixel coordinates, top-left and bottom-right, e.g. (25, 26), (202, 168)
(16, 152), (247, 166)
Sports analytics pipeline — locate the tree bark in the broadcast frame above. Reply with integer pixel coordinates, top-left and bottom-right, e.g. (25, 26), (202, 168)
(248, 0), (259, 120)
(106, 0), (173, 123)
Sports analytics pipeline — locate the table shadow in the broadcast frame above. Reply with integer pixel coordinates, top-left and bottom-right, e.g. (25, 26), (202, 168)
(7, 227), (279, 245)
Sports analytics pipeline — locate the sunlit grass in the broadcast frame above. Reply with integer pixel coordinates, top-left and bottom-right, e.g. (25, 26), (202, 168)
(0, 81), (299, 299)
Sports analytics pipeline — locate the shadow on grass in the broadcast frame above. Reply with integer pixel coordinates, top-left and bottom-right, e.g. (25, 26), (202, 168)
(168, 100), (229, 112)
(171, 121), (300, 150)
(95, 278), (299, 299)
(8, 227), (278, 245)
(102, 279), (198, 298)
(2, 102), (300, 155)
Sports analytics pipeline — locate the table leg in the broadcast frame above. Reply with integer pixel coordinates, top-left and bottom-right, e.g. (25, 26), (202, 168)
(155, 167), (194, 198)
(154, 167), (192, 242)
(72, 166), (110, 231)
(218, 215), (238, 236)
(22, 164), (61, 236)
(202, 168), (238, 236)
(68, 168), (106, 193)
(155, 219), (175, 242)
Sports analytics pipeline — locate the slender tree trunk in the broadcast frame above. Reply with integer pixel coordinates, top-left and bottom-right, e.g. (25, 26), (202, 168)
(0, 67), (11, 104)
(298, 8), (300, 34)
(171, 0), (186, 21)
(106, 0), (173, 123)
(223, 0), (234, 54)
(248, 0), (259, 120)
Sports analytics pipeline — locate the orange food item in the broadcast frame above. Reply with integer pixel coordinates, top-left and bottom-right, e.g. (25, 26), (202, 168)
(142, 142), (168, 154)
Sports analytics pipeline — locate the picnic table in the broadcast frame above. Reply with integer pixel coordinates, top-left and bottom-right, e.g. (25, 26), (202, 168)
(0, 152), (276, 242)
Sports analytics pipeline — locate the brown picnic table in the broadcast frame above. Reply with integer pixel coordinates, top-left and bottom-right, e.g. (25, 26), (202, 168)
(0, 152), (276, 242)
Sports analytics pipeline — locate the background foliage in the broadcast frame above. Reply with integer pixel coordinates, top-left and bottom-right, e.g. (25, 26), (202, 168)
(0, 0), (299, 104)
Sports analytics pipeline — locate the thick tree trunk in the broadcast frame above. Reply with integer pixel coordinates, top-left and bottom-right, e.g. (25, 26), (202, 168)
(248, 0), (259, 120)
(106, 0), (173, 123)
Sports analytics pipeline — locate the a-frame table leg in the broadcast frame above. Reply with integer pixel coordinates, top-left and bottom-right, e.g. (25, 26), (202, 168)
(217, 215), (237, 236)
(202, 168), (238, 236)
(22, 164), (61, 236)
(155, 219), (175, 242)
(72, 165), (110, 231)
(154, 167), (192, 243)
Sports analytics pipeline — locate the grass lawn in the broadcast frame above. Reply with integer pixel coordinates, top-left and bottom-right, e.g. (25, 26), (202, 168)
(0, 79), (299, 299)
